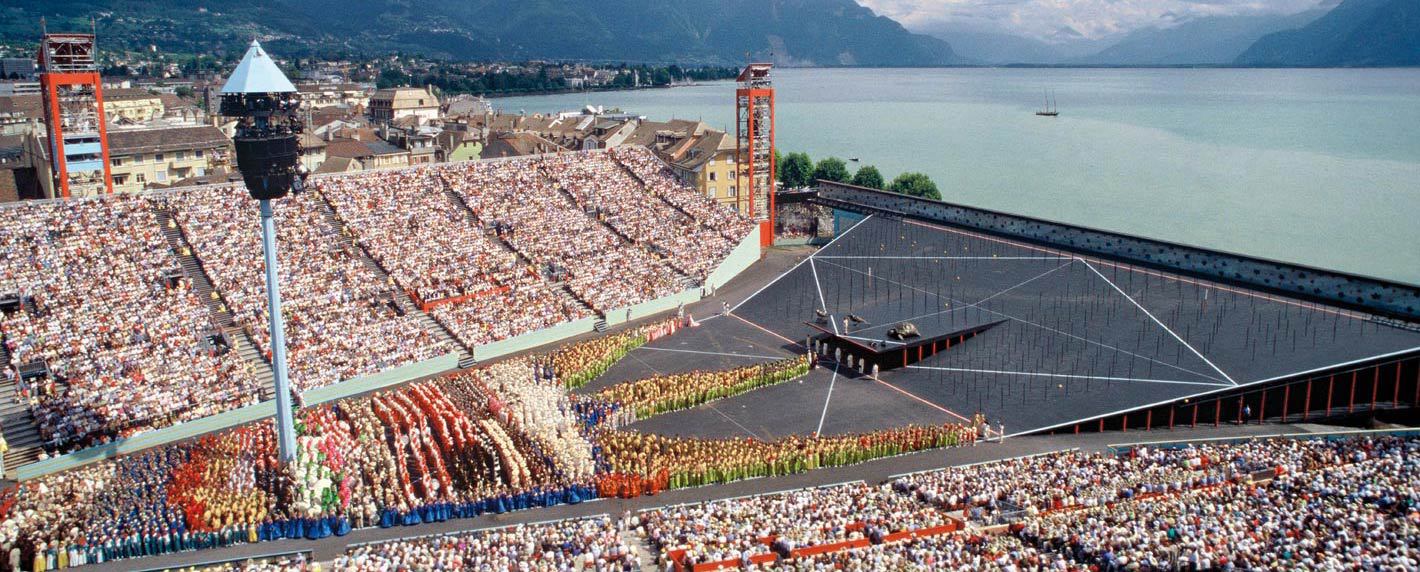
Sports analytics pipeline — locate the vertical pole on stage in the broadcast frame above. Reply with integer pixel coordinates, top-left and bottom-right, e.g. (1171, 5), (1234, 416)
(1168, 407), (1174, 429)
(1371, 367), (1379, 411)
(1192, 403), (1198, 428)
(1348, 371), (1356, 413)
(261, 199), (298, 463)
(1098, 418), (1104, 432)
(1282, 385), (1290, 422)
(1326, 375), (1334, 416)
(1393, 362), (1401, 406)
(1122, 414), (1128, 432)
(1303, 378), (1312, 421)
(1259, 388), (1267, 424)
(1214, 400), (1220, 427)
(1145, 410), (1151, 431)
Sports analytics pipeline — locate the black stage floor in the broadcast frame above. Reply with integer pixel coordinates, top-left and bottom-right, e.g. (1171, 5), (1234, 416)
(599, 215), (1420, 439)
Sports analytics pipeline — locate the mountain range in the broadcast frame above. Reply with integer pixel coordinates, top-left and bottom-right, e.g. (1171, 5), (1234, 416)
(3, 0), (961, 66)
(3, 0), (1414, 67)
(1236, 0), (1419, 66)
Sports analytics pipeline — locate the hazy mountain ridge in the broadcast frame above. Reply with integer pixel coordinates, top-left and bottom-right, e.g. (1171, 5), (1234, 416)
(1070, 10), (1328, 66)
(1235, 0), (1420, 66)
(3, 0), (962, 66)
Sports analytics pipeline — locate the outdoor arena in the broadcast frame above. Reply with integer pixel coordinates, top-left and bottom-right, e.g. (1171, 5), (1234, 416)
(1, 158), (1418, 571)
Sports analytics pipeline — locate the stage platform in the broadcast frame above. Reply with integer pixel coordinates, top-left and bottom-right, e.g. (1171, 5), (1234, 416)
(599, 214), (1420, 439)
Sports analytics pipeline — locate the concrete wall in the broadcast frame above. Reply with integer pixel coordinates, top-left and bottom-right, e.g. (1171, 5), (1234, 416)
(815, 181), (1420, 322)
(14, 353), (460, 481)
(706, 225), (762, 291)
(473, 316), (599, 363)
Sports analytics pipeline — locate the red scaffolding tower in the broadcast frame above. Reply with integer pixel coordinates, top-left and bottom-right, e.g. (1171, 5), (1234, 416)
(39, 30), (113, 197)
(736, 63), (775, 247)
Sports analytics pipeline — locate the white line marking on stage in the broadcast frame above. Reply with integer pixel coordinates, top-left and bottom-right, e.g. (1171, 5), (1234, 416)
(706, 403), (764, 440)
(839, 334), (905, 346)
(816, 255), (1072, 261)
(871, 377), (972, 423)
(815, 364), (840, 437)
(728, 214), (873, 314)
(809, 258), (828, 313)
(903, 365), (1233, 388)
(815, 258), (1226, 383)
(637, 347), (786, 360)
(731, 314), (804, 348)
(971, 260), (1075, 306)
(1081, 259), (1237, 385)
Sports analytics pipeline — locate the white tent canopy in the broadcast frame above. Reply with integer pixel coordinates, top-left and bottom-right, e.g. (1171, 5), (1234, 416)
(221, 40), (296, 94)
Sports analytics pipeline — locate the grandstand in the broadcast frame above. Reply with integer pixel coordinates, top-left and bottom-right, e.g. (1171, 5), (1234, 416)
(0, 150), (1417, 572)
(0, 148), (757, 469)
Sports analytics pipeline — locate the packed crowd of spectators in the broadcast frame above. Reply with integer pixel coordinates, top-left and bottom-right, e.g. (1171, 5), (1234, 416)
(639, 482), (955, 567)
(0, 149), (750, 458)
(316, 168), (527, 305)
(446, 157), (681, 313)
(623, 434), (1418, 571)
(155, 188), (451, 391)
(608, 146), (754, 242)
(890, 437), (1339, 522)
(1010, 435), (1420, 570)
(331, 516), (642, 571)
(542, 151), (744, 279)
(772, 533), (1030, 571)
(0, 196), (259, 453)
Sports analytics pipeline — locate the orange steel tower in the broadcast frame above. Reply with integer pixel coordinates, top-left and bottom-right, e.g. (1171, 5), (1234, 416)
(736, 63), (775, 246)
(39, 30), (113, 197)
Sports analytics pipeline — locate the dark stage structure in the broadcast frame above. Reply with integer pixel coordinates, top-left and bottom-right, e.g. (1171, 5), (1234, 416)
(619, 182), (1420, 440)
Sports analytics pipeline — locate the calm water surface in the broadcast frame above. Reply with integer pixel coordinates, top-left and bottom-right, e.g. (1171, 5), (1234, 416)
(495, 68), (1420, 285)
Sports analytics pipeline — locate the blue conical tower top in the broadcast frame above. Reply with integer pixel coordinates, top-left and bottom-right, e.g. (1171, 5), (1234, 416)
(221, 40), (296, 94)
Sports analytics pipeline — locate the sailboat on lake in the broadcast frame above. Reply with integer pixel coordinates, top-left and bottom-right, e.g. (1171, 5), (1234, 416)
(1036, 90), (1059, 117)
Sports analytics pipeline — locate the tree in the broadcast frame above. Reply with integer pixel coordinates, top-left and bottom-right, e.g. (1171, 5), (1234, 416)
(851, 165), (884, 189)
(888, 172), (941, 200)
(779, 152), (814, 188)
(812, 157), (850, 184)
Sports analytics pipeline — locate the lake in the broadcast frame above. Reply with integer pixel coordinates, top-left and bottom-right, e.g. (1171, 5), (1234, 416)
(493, 68), (1420, 286)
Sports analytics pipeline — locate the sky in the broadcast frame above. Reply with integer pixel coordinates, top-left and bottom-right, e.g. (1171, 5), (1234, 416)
(858, 0), (1332, 43)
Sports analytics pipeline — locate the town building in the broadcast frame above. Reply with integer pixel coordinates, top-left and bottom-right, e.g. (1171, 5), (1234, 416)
(622, 119), (746, 213)
(0, 81), (41, 96)
(0, 94), (43, 136)
(325, 138), (409, 170)
(298, 83), (370, 110)
(103, 88), (165, 124)
(0, 58), (36, 80)
(104, 125), (231, 192)
(367, 86), (439, 123)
